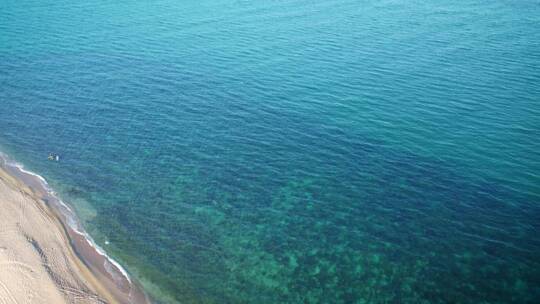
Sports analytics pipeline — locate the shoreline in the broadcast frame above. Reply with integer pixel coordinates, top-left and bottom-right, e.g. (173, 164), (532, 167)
(0, 153), (151, 304)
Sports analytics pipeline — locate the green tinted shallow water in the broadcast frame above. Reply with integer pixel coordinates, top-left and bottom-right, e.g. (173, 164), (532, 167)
(1, 0), (540, 303)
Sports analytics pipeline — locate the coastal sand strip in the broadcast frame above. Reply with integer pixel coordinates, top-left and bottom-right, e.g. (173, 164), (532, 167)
(0, 167), (118, 304)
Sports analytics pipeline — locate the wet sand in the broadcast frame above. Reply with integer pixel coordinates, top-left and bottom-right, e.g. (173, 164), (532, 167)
(0, 158), (150, 304)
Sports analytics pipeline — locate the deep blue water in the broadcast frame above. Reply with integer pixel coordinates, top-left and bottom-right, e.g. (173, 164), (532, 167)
(1, 0), (540, 303)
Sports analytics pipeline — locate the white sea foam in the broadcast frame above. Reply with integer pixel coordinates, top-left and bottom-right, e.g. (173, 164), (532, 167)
(73, 227), (133, 284)
(16, 164), (48, 184)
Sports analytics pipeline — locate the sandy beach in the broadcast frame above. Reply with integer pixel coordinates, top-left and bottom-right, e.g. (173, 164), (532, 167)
(0, 164), (147, 304)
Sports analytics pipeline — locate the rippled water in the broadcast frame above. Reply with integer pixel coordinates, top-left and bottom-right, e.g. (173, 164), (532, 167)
(1, 0), (540, 303)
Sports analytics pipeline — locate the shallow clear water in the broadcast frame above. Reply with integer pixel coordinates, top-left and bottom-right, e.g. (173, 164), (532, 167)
(1, 0), (540, 303)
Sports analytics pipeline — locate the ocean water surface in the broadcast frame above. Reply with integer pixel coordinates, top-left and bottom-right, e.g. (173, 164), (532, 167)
(1, 0), (540, 303)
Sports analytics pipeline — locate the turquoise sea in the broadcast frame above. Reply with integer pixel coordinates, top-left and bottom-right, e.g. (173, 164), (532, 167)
(1, 0), (539, 303)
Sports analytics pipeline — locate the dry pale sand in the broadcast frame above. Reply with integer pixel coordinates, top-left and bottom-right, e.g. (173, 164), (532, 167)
(0, 167), (118, 304)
